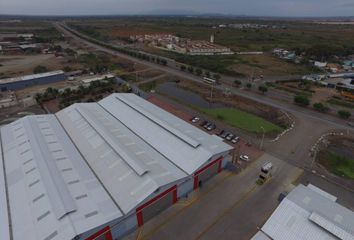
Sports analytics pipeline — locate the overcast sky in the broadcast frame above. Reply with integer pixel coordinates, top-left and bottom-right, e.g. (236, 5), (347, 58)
(1, 0), (354, 17)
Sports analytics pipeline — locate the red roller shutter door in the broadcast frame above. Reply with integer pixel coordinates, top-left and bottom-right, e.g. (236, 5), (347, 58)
(136, 185), (177, 226)
(194, 156), (223, 189)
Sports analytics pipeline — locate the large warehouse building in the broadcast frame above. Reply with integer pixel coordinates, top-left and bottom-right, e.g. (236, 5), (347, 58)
(0, 70), (67, 91)
(0, 93), (232, 240)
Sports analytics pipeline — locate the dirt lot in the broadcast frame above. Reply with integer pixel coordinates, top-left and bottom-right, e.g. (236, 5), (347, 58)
(0, 54), (79, 78)
(176, 80), (291, 130)
(230, 54), (310, 77)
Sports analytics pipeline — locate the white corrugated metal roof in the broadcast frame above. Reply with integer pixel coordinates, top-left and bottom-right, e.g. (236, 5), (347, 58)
(307, 184), (337, 202)
(56, 102), (187, 214)
(0, 115), (121, 240)
(261, 184), (354, 240)
(0, 70), (65, 84)
(250, 231), (271, 240)
(0, 139), (10, 240)
(99, 93), (232, 175)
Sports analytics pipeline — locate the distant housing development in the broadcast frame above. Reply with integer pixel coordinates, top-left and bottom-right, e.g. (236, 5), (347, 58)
(0, 93), (232, 240)
(130, 33), (234, 56)
(251, 184), (354, 240)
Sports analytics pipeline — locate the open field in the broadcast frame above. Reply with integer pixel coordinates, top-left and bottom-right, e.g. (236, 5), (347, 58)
(67, 17), (354, 76)
(202, 108), (282, 134)
(317, 137), (354, 180)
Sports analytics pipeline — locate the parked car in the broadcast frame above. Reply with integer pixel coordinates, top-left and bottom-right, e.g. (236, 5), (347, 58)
(226, 133), (234, 141)
(191, 116), (200, 123)
(240, 155), (250, 162)
(218, 130), (225, 136)
(207, 124), (216, 131)
(220, 131), (229, 139)
(231, 136), (240, 144)
(200, 120), (208, 127)
(204, 122), (213, 129)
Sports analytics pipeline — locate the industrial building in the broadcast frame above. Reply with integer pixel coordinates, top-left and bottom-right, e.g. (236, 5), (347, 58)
(251, 184), (354, 240)
(0, 70), (67, 91)
(0, 93), (232, 240)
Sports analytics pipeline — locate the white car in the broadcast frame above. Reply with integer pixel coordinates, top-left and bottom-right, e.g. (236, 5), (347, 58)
(231, 137), (240, 144)
(239, 155), (250, 162)
(191, 117), (200, 123)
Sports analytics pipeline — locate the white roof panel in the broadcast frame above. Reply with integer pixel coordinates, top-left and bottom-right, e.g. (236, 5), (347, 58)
(261, 184), (354, 240)
(0, 138), (10, 240)
(99, 93), (232, 175)
(0, 115), (121, 240)
(56, 103), (187, 214)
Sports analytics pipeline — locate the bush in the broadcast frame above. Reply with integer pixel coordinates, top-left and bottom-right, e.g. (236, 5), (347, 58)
(246, 83), (252, 89)
(294, 95), (310, 106)
(234, 80), (242, 86)
(196, 68), (203, 76)
(337, 110), (351, 119)
(180, 65), (186, 71)
(258, 85), (268, 94)
(313, 102), (329, 112)
(33, 65), (48, 74)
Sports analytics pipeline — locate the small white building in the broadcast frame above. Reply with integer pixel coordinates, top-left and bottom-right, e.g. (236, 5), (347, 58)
(251, 184), (354, 240)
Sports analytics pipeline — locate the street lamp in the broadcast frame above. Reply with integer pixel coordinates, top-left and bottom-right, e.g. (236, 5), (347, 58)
(260, 126), (265, 150)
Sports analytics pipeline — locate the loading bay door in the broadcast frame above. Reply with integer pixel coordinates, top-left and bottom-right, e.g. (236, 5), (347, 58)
(136, 185), (177, 226)
(194, 156), (223, 189)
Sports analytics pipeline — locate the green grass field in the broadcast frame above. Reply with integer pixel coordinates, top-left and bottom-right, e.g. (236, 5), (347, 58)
(202, 108), (283, 134)
(319, 151), (354, 180)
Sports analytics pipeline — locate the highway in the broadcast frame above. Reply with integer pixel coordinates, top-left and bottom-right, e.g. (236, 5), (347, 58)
(55, 22), (353, 131)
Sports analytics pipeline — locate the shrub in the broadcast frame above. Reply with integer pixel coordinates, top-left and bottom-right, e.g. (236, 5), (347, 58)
(258, 85), (268, 94)
(33, 65), (48, 74)
(294, 95), (310, 106)
(313, 102), (329, 112)
(337, 110), (351, 119)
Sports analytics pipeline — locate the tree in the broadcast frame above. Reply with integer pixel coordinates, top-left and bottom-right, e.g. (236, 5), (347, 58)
(294, 95), (310, 106)
(258, 85), (268, 94)
(33, 65), (48, 74)
(246, 83), (252, 89)
(205, 72), (211, 78)
(180, 65), (186, 71)
(234, 80), (242, 87)
(337, 110), (351, 119)
(196, 68), (203, 76)
(313, 102), (329, 112)
(187, 66), (194, 73)
(213, 74), (221, 82)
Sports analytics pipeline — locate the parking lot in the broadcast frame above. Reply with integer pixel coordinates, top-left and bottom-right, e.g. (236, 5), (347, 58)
(148, 95), (263, 168)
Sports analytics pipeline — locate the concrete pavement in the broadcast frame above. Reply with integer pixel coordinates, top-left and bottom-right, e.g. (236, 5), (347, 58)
(126, 153), (302, 240)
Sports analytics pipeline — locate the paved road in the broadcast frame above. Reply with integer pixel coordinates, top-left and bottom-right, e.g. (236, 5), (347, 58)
(126, 153), (302, 240)
(55, 22), (353, 132)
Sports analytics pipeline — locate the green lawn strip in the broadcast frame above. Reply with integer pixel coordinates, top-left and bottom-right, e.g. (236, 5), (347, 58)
(201, 108), (282, 134)
(327, 98), (354, 109)
(319, 151), (354, 180)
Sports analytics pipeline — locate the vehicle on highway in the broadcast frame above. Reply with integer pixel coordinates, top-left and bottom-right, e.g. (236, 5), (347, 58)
(203, 77), (216, 85)
(206, 123), (216, 131)
(231, 136), (240, 144)
(191, 116), (200, 123)
(261, 162), (273, 174)
(226, 133), (234, 141)
(239, 155), (250, 162)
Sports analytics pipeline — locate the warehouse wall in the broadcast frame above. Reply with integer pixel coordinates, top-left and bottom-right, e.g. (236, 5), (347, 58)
(0, 73), (67, 91)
